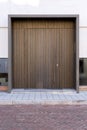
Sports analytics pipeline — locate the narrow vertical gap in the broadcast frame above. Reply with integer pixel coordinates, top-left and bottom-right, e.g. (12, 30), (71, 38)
(16, 29), (19, 88)
(48, 29), (50, 89)
(24, 29), (25, 88)
(22, 28), (24, 88)
(24, 28), (28, 88)
(20, 23), (23, 88)
(12, 28), (13, 88)
(30, 21), (33, 88)
(64, 29), (66, 89)
(43, 29), (46, 88)
(30, 29), (31, 88)
(55, 29), (57, 89)
(27, 29), (28, 89)
(27, 23), (28, 88)
(74, 26), (76, 88)
(34, 29), (36, 89)
(28, 29), (31, 88)
(19, 23), (21, 88)
(12, 28), (14, 88)
(58, 28), (60, 89)
(59, 28), (61, 89)
(42, 29), (44, 89)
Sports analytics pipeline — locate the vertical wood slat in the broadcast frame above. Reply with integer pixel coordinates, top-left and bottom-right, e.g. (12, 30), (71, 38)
(27, 29), (31, 88)
(12, 19), (75, 89)
(56, 29), (60, 88)
(24, 29), (28, 88)
(13, 29), (25, 88)
(59, 28), (74, 88)
(31, 29), (37, 88)
(12, 29), (16, 88)
(14, 29), (20, 88)
(19, 28), (26, 88)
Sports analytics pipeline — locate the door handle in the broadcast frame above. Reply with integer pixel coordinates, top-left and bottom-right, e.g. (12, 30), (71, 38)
(56, 64), (59, 67)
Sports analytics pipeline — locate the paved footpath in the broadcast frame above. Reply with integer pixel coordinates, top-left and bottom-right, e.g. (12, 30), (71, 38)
(1, 90), (87, 105)
(0, 105), (87, 130)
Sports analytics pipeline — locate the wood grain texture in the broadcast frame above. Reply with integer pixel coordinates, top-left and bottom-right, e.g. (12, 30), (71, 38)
(12, 18), (75, 89)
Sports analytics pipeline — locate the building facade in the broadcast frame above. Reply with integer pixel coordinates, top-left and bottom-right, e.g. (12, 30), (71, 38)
(0, 0), (87, 92)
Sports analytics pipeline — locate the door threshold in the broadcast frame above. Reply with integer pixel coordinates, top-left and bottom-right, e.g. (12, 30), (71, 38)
(12, 88), (76, 93)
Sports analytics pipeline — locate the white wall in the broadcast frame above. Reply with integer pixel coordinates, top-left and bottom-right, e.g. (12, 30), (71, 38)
(0, 28), (8, 57)
(0, 0), (87, 57)
(80, 28), (87, 58)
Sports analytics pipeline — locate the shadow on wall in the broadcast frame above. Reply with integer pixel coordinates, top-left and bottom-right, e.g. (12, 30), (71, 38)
(0, 58), (8, 86)
(80, 58), (87, 85)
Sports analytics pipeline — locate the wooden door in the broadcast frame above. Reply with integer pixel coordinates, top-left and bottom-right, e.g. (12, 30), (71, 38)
(59, 28), (75, 88)
(25, 28), (58, 89)
(12, 19), (75, 89)
(12, 29), (25, 88)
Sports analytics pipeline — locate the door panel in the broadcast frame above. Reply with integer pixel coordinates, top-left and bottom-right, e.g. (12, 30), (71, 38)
(55, 29), (60, 88)
(25, 29), (58, 89)
(13, 29), (25, 88)
(59, 29), (74, 88)
(12, 19), (75, 89)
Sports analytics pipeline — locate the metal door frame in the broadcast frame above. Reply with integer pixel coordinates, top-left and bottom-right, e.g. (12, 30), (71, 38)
(8, 15), (79, 92)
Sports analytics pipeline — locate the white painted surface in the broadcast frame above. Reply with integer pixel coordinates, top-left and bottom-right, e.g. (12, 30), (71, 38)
(0, 28), (8, 58)
(80, 28), (87, 58)
(0, 0), (87, 27)
(1, 27), (87, 58)
(0, 0), (87, 57)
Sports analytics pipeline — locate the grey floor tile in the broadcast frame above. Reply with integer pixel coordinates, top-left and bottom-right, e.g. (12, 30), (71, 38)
(0, 89), (87, 104)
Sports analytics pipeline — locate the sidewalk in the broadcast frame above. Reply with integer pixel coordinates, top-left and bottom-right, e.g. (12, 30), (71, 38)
(0, 89), (87, 105)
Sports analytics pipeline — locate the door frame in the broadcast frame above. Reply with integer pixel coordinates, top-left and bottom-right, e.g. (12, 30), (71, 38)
(8, 14), (79, 92)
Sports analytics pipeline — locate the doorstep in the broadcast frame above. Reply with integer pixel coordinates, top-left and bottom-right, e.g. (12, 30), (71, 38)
(0, 89), (87, 105)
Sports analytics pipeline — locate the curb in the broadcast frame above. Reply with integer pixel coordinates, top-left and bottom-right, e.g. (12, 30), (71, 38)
(0, 100), (87, 105)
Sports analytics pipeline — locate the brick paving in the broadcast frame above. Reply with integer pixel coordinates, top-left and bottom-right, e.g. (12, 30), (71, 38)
(0, 105), (87, 130)
(1, 89), (87, 105)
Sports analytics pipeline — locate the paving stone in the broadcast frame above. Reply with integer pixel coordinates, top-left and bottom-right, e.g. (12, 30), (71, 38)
(0, 105), (87, 130)
(0, 89), (87, 104)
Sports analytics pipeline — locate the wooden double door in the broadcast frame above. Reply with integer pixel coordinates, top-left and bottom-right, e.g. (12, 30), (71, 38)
(12, 19), (75, 89)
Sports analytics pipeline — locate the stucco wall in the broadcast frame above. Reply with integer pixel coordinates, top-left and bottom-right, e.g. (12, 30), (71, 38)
(0, 0), (87, 58)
